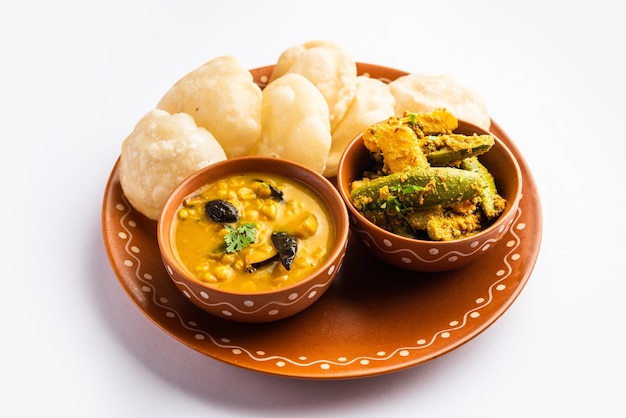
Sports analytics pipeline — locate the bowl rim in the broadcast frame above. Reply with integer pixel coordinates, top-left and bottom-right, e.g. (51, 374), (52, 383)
(336, 119), (523, 247)
(157, 155), (350, 296)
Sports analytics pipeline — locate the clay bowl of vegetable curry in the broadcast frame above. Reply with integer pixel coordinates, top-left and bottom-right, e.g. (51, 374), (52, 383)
(336, 108), (522, 273)
(157, 156), (349, 323)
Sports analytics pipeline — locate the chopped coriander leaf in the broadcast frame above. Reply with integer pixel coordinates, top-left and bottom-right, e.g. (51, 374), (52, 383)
(380, 196), (411, 213)
(400, 184), (423, 194)
(389, 184), (424, 194)
(224, 222), (257, 253)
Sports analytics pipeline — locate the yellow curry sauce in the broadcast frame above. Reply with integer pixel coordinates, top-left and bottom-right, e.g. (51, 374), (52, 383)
(172, 173), (335, 292)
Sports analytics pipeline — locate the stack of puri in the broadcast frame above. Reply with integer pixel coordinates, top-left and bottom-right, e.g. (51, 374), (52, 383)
(119, 40), (490, 220)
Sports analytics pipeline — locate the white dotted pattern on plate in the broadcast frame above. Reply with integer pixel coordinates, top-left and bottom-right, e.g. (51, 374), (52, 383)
(114, 191), (527, 372)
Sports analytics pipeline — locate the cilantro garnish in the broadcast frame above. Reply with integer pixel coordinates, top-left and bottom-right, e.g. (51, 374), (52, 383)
(224, 222), (257, 253)
(389, 184), (424, 194)
(381, 196), (407, 213)
(362, 184), (422, 215)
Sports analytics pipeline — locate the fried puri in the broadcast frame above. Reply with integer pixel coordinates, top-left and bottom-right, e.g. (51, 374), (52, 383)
(269, 40), (357, 132)
(119, 109), (227, 220)
(252, 73), (331, 175)
(324, 76), (396, 177)
(157, 55), (262, 158)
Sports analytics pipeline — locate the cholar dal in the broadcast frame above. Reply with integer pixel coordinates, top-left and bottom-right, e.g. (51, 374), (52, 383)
(172, 173), (335, 292)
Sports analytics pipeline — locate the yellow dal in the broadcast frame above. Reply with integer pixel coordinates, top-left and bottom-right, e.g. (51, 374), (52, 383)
(172, 173), (335, 293)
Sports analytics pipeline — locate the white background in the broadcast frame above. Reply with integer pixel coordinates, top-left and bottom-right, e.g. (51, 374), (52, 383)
(2, 1), (623, 417)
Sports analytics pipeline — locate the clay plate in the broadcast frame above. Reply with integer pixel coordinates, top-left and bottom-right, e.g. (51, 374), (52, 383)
(101, 63), (542, 379)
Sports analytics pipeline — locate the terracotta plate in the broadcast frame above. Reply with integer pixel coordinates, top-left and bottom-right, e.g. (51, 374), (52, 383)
(102, 63), (542, 379)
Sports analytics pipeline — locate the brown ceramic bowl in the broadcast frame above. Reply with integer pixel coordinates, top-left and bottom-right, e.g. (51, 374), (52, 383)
(337, 120), (523, 272)
(157, 156), (350, 323)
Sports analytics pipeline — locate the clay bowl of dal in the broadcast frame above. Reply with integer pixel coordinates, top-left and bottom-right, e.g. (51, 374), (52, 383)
(157, 156), (349, 323)
(336, 119), (522, 273)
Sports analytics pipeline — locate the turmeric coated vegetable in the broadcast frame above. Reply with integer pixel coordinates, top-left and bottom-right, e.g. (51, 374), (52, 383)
(351, 167), (483, 211)
(460, 157), (506, 219)
(362, 119), (429, 174)
(350, 108), (506, 241)
(424, 134), (494, 166)
(399, 107), (458, 135)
